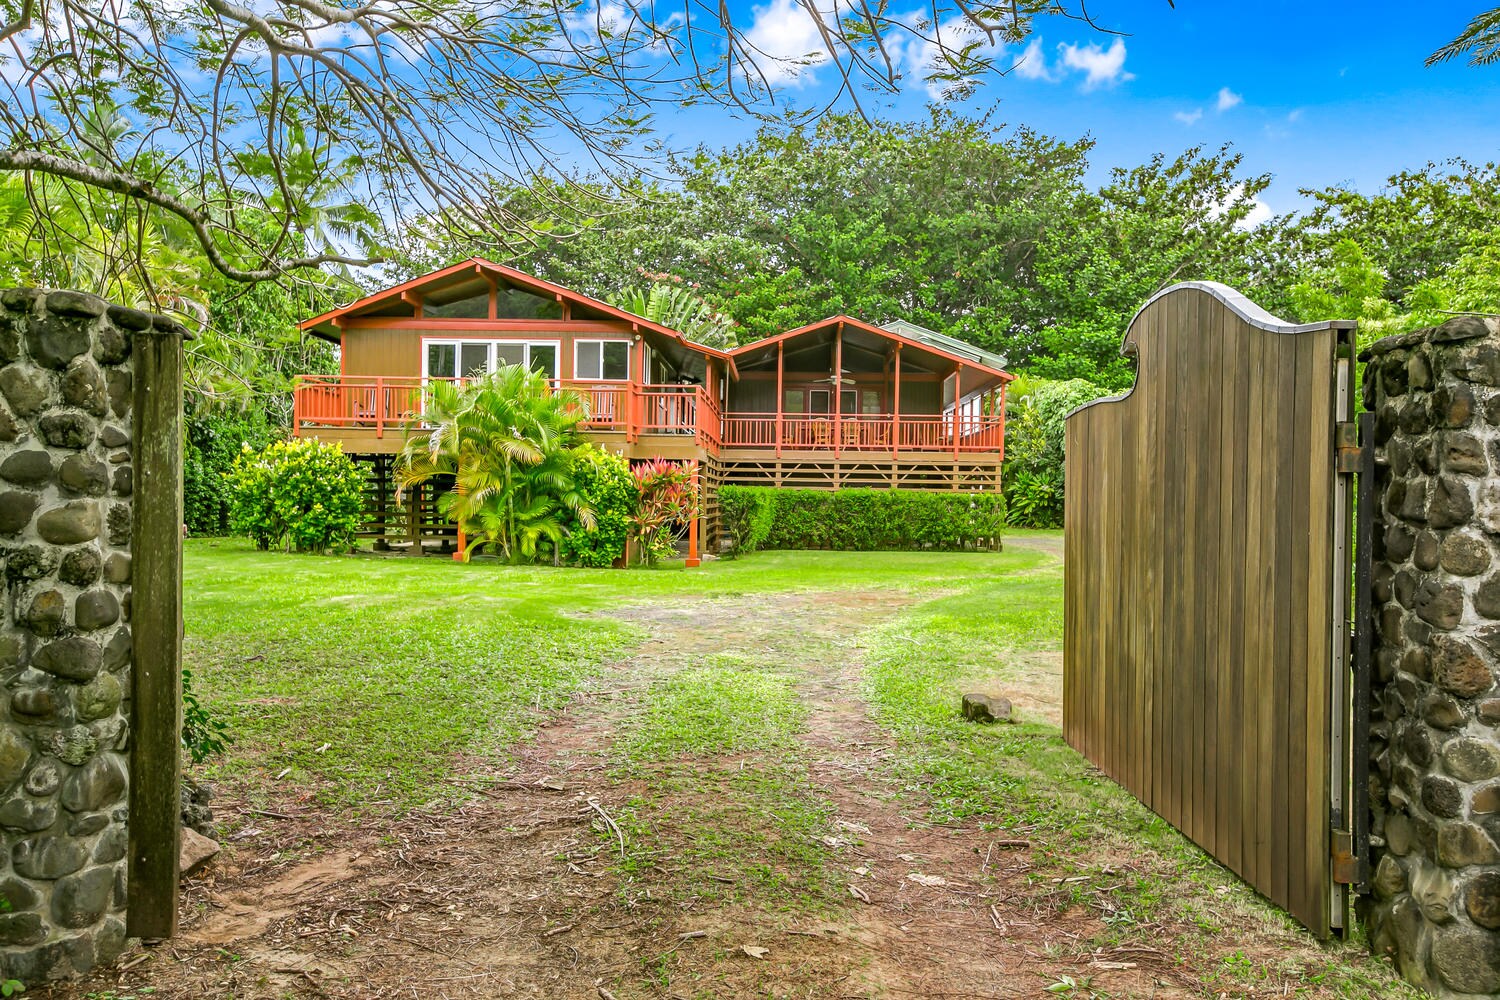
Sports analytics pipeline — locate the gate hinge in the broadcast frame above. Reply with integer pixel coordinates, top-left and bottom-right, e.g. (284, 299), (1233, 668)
(1335, 422), (1361, 474)
(1331, 829), (1359, 885)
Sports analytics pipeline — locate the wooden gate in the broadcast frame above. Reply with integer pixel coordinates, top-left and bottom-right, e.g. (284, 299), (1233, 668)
(1063, 282), (1358, 937)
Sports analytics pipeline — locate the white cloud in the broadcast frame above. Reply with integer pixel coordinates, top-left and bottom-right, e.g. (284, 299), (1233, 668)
(742, 0), (831, 87)
(1216, 86), (1242, 112)
(1173, 108), (1202, 125)
(1287, 108), (1303, 122)
(1056, 38), (1131, 91)
(1208, 183), (1273, 230)
(1011, 38), (1052, 81)
(1238, 197), (1273, 229)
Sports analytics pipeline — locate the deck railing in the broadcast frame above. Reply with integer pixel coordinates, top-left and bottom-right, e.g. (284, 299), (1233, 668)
(293, 376), (1002, 458)
(719, 411), (1004, 456)
(293, 376), (717, 447)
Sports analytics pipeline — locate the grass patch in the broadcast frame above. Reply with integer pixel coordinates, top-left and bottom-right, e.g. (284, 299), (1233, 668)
(615, 657), (807, 762)
(862, 537), (1415, 996)
(186, 538), (1029, 809)
(606, 759), (840, 909)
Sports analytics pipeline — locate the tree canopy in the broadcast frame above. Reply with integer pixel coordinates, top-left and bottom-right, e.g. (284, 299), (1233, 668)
(0, 0), (1121, 281)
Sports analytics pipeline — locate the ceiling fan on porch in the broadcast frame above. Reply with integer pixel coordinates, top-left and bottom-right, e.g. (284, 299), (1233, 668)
(815, 369), (855, 385)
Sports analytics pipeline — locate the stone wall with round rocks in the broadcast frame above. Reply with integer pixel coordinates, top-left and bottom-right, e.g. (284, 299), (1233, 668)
(1363, 315), (1500, 997)
(0, 290), (179, 982)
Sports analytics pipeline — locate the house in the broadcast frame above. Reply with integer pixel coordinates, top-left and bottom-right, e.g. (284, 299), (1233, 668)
(293, 258), (1013, 551)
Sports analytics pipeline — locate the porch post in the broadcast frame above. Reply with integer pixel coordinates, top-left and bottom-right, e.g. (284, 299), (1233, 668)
(686, 461), (702, 568)
(998, 381), (1007, 464)
(892, 343), (901, 456)
(952, 363), (964, 459)
(776, 340), (784, 456)
(833, 323), (843, 459)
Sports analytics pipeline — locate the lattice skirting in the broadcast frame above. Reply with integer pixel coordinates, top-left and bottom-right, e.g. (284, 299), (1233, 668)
(719, 454), (1002, 492)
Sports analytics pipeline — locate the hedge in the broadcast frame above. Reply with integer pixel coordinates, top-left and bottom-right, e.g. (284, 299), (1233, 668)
(719, 486), (1005, 552)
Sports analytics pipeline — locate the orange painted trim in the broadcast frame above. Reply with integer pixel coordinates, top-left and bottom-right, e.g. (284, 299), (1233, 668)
(299, 257), (739, 375)
(732, 314), (1015, 383)
(685, 462), (701, 568)
(343, 318), (633, 332)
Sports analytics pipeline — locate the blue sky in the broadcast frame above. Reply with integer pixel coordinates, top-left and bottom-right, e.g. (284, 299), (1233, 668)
(645, 1), (1500, 215)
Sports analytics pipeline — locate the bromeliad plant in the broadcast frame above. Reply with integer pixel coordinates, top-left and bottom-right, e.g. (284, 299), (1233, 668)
(396, 364), (596, 561)
(630, 458), (699, 565)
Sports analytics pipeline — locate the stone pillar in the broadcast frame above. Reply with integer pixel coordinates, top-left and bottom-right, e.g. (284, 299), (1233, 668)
(1363, 316), (1500, 997)
(0, 289), (168, 981)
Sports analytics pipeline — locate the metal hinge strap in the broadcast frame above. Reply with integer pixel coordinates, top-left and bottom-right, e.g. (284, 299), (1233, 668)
(1331, 829), (1358, 884)
(1335, 421), (1360, 474)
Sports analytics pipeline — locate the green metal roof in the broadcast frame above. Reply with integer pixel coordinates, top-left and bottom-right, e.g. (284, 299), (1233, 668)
(880, 320), (1009, 372)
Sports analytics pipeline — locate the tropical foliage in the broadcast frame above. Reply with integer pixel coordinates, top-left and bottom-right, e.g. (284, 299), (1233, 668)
(185, 412), (278, 536)
(749, 488), (1006, 551)
(607, 276), (740, 349)
(396, 366), (596, 562)
(719, 486), (779, 556)
(560, 450), (638, 568)
(226, 439), (365, 552)
(630, 459), (700, 565)
(1002, 378), (1114, 528)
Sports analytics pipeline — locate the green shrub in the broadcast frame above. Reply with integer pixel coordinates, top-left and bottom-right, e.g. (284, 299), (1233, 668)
(631, 458), (699, 565)
(227, 438), (365, 552)
(184, 411), (276, 536)
(718, 485), (777, 556)
(757, 489), (1004, 551)
(561, 447), (637, 567)
(1002, 377), (1112, 528)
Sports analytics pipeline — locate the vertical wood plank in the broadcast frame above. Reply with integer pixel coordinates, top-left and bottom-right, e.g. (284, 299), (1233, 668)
(1061, 284), (1344, 936)
(128, 329), (185, 939)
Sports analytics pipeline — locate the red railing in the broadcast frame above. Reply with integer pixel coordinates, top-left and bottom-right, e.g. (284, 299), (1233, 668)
(719, 411), (1003, 453)
(293, 377), (1003, 457)
(293, 376), (715, 446)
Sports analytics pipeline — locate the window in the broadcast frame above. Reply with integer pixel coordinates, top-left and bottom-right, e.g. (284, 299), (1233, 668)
(424, 291), (489, 319)
(575, 340), (631, 380)
(862, 389), (882, 414)
(426, 342), (457, 379)
(423, 340), (560, 380)
(495, 287), (563, 320)
(783, 389), (806, 413)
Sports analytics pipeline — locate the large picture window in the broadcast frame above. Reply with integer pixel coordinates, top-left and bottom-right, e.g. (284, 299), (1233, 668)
(424, 339), (560, 380)
(574, 340), (631, 380)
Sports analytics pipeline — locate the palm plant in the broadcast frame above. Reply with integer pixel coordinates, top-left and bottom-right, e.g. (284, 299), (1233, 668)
(608, 278), (740, 349)
(395, 365), (597, 561)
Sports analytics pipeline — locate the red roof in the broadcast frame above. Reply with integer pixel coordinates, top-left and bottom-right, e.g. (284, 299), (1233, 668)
(299, 257), (738, 365)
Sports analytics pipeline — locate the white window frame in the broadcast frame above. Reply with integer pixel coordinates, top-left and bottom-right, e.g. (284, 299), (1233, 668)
(573, 338), (633, 382)
(421, 338), (563, 381)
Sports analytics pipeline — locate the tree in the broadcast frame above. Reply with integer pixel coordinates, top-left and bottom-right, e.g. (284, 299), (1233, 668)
(1018, 146), (1276, 388)
(1285, 160), (1500, 308)
(395, 366), (595, 561)
(607, 277), (741, 349)
(0, 0), (1120, 282)
(1429, 9), (1500, 65)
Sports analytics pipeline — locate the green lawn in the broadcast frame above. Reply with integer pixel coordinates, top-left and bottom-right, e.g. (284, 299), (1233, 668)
(184, 533), (1411, 997)
(186, 535), (1056, 807)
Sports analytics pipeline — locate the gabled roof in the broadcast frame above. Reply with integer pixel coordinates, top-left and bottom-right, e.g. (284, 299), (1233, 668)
(732, 315), (1014, 382)
(881, 319), (1010, 373)
(299, 257), (737, 368)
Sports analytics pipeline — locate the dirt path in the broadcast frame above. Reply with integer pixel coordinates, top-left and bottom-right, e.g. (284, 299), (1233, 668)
(57, 586), (1192, 999)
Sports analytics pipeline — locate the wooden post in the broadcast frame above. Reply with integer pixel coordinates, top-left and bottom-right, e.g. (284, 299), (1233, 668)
(375, 376), (384, 438)
(952, 363), (964, 459)
(833, 324), (843, 459)
(997, 382), (1007, 465)
(892, 343), (902, 456)
(686, 462), (701, 568)
(128, 327), (186, 939)
(775, 340), (784, 457)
